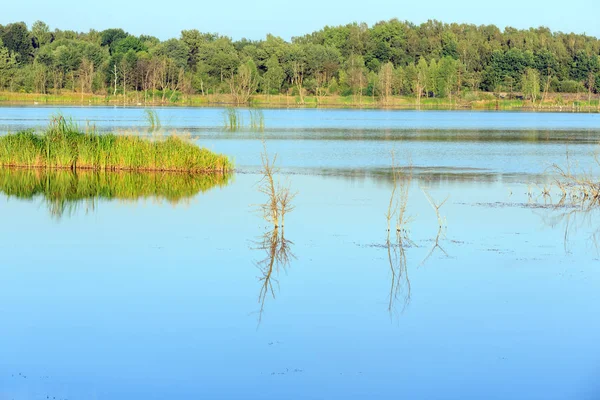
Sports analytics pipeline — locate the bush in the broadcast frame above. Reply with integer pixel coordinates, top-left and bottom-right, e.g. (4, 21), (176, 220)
(558, 80), (584, 93)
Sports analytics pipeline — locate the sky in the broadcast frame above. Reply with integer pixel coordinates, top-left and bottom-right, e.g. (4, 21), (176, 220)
(2, 0), (599, 41)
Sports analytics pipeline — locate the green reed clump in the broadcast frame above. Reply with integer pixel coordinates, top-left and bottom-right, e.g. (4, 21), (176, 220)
(223, 107), (241, 130)
(249, 109), (265, 131)
(0, 116), (232, 173)
(144, 109), (162, 133)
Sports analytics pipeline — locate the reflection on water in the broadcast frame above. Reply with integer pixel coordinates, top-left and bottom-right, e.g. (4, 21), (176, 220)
(386, 233), (413, 319)
(421, 227), (449, 266)
(253, 227), (295, 325)
(269, 166), (556, 188)
(536, 203), (600, 256)
(0, 168), (231, 219)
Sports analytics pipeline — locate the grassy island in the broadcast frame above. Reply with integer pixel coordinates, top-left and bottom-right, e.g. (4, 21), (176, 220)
(0, 117), (232, 173)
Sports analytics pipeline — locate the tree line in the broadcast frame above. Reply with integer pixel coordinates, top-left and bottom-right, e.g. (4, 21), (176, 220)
(0, 19), (599, 103)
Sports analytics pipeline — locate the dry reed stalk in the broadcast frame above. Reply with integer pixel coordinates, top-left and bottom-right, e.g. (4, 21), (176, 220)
(258, 142), (296, 227)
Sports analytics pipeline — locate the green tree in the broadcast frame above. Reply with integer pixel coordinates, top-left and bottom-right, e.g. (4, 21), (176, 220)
(522, 68), (540, 102)
(1, 22), (33, 64)
(32, 21), (52, 48)
(378, 61), (394, 104)
(0, 39), (18, 89)
(263, 55), (285, 95)
(230, 59), (259, 104)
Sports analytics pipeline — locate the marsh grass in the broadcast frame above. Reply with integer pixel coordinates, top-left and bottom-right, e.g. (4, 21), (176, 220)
(0, 168), (231, 218)
(223, 108), (265, 132)
(0, 115), (232, 173)
(223, 107), (242, 130)
(144, 109), (162, 133)
(249, 109), (265, 131)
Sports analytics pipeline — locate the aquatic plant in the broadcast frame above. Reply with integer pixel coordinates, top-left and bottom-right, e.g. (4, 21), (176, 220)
(386, 151), (413, 239)
(248, 108), (265, 131)
(223, 107), (241, 130)
(258, 142), (296, 227)
(419, 189), (450, 266)
(422, 189), (449, 228)
(144, 109), (162, 133)
(0, 115), (232, 173)
(551, 153), (600, 208)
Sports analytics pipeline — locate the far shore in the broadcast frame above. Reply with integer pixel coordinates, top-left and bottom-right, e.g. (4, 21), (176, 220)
(0, 92), (599, 113)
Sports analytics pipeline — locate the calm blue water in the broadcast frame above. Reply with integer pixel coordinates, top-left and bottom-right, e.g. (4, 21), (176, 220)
(0, 107), (599, 400)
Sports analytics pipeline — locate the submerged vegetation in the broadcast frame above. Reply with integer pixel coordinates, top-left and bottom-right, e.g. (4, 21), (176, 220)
(0, 167), (230, 218)
(0, 116), (232, 172)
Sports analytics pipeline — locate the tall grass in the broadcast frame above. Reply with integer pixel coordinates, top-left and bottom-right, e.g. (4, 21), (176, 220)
(249, 109), (265, 131)
(0, 116), (232, 173)
(144, 109), (161, 133)
(223, 107), (241, 130)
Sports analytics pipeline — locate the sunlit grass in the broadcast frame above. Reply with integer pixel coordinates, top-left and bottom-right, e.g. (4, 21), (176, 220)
(0, 116), (232, 173)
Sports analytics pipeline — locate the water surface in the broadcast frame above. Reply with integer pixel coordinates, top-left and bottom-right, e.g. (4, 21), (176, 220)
(0, 107), (599, 400)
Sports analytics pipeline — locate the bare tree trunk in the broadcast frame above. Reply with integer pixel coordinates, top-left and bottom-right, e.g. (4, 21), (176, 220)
(113, 64), (118, 96)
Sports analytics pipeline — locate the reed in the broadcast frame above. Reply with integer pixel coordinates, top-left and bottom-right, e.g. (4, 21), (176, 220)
(144, 109), (161, 133)
(0, 116), (232, 173)
(223, 107), (241, 130)
(249, 109), (265, 131)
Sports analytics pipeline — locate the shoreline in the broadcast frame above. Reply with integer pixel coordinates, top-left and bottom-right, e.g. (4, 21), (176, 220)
(0, 92), (599, 113)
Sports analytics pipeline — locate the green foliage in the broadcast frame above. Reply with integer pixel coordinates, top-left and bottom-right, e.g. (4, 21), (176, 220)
(31, 21), (52, 48)
(522, 68), (541, 101)
(0, 22), (33, 64)
(262, 55), (285, 94)
(0, 19), (599, 99)
(0, 40), (17, 89)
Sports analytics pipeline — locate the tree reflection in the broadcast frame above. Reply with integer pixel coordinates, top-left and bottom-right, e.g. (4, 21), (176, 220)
(253, 227), (295, 325)
(420, 226), (449, 266)
(537, 204), (600, 256)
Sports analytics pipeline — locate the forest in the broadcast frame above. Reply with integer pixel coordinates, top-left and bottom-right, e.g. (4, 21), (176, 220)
(0, 19), (599, 105)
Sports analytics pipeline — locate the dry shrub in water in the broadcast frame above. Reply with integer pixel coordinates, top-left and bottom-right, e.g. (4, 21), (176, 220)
(258, 142), (296, 227)
(386, 151), (413, 241)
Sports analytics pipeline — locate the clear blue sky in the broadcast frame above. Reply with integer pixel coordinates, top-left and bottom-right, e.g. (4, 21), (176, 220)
(2, 0), (599, 40)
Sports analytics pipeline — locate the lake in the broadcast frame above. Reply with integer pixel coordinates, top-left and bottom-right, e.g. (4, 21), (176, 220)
(1, 106), (599, 400)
